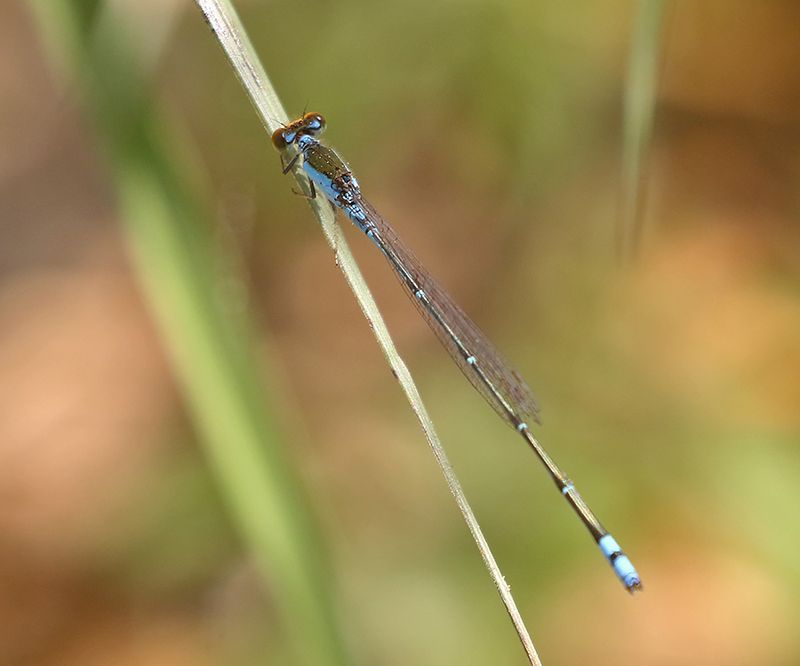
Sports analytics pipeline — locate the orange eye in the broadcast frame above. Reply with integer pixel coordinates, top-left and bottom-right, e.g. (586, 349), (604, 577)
(301, 112), (326, 134)
(271, 127), (292, 149)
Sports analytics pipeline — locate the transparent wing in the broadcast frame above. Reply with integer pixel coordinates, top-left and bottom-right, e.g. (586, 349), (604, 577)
(358, 199), (540, 428)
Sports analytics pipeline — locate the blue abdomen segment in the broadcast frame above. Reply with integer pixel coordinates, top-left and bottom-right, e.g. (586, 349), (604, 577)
(598, 534), (641, 592)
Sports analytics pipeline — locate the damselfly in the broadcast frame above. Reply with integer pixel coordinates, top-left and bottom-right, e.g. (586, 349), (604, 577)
(272, 112), (641, 593)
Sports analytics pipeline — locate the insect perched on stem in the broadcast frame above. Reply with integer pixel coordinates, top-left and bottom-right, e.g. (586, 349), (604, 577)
(272, 113), (642, 593)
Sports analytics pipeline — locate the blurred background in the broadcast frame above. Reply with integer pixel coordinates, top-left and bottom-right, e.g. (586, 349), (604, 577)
(3, 0), (800, 664)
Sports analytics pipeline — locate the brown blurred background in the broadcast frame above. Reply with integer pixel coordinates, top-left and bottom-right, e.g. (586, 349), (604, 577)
(2, 0), (800, 664)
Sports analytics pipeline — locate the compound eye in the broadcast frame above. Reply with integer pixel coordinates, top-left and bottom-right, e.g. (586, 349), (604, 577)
(302, 112), (326, 134)
(271, 127), (295, 149)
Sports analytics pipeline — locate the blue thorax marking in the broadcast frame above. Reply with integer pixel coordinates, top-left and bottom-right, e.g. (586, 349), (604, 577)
(297, 136), (370, 229)
(303, 161), (340, 204)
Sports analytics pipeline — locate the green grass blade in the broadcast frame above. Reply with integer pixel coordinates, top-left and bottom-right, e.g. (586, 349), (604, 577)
(619, 0), (667, 261)
(28, 3), (349, 663)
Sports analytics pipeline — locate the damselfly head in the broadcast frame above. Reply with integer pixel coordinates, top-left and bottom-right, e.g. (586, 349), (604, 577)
(271, 112), (326, 150)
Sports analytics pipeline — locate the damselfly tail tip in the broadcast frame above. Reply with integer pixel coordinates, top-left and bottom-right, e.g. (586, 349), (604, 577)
(614, 556), (642, 594)
(627, 577), (643, 594)
(598, 534), (642, 595)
